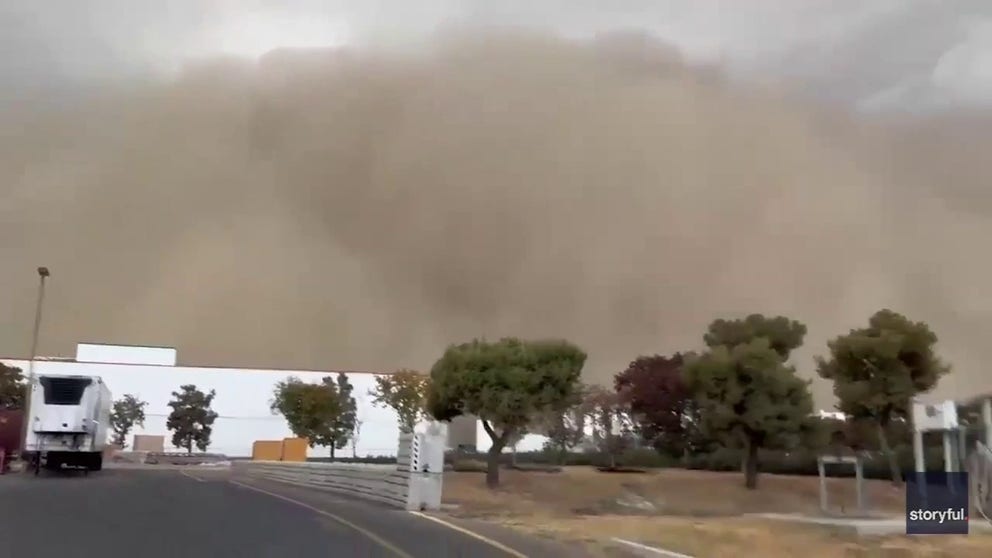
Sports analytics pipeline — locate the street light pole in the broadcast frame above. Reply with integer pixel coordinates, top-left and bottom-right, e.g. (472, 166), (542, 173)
(22, 267), (49, 455)
(27, 267), (50, 383)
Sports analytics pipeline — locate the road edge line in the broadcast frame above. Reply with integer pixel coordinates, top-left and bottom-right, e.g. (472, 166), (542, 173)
(229, 479), (414, 558)
(179, 469), (205, 482)
(407, 511), (528, 558)
(610, 537), (694, 558)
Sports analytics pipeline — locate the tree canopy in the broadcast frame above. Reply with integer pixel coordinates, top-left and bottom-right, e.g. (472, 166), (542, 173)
(683, 338), (813, 489)
(370, 369), (430, 432)
(426, 337), (586, 487)
(271, 376), (341, 450)
(614, 353), (697, 457)
(110, 394), (148, 448)
(816, 308), (950, 482)
(539, 382), (589, 464)
(166, 385), (218, 454)
(704, 314), (807, 360)
(329, 373), (357, 458)
(0, 363), (26, 410)
(585, 384), (635, 469)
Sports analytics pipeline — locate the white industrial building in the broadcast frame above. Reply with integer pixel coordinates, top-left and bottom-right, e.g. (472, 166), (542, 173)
(3, 342), (480, 458)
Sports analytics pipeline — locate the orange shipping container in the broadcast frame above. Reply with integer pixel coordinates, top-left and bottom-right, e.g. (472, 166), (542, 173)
(281, 438), (308, 462)
(251, 440), (283, 461)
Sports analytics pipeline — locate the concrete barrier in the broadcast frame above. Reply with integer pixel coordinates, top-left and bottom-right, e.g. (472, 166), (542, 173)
(233, 460), (411, 508)
(233, 425), (447, 510)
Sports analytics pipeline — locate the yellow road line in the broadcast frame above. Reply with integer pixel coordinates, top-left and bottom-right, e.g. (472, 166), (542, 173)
(229, 480), (414, 558)
(408, 511), (528, 558)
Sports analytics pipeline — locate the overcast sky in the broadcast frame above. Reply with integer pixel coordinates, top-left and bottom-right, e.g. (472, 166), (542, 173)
(2, 0), (990, 112)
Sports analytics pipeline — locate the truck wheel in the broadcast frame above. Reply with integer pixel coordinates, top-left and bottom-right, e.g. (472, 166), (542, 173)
(89, 454), (103, 472)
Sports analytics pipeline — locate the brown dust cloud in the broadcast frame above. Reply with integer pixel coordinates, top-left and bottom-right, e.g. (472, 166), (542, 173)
(2, 30), (991, 407)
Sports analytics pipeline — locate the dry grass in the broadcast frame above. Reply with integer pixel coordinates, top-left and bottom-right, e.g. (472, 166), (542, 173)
(444, 466), (906, 517)
(443, 467), (992, 557)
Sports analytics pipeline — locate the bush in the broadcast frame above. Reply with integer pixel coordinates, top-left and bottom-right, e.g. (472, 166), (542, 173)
(307, 455), (397, 465)
(506, 463), (562, 472)
(444, 447), (680, 469)
(596, 466), (648, 473)
(451, 459), (488, 472)
(444, 439), (948, 480)
(684, 444), (949, 479)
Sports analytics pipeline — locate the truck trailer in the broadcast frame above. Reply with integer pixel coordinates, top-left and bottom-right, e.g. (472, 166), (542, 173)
(22, 373), (111, 473)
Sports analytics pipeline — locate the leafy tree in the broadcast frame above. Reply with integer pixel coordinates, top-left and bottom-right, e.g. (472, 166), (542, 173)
(704, 314), (807, 360)
(109, 394), (148, 448)
(614, 353), (700, 458)
(328, 373), (357, 459)
(0, 363), (26, 410)
(683, 338), (814, 489)
(271, 376), (341, 453)
(166, 385), (218, 455)
(426, 337), (586, 488)
(370, 369), (430, 432)
(539, 383), (588, 464)
(585, 385), (635, 468)
(816, 309), (950, 483)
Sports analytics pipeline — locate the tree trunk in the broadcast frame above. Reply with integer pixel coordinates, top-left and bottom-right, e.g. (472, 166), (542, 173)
(486, 443), (505, 488)
(187, 440), (192, 456)
(877, 422), (902, 485)
(511, 444), (518, 467)
(330, 445), (336, 461)
(481, 420), (510, 488)
(743, 439), (759, 490)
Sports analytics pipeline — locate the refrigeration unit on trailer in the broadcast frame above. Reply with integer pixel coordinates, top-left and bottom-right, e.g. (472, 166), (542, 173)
(23, 374), (111, 473)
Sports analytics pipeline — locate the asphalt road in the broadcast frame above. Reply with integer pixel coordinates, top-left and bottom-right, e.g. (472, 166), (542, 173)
(0, 468), (583, 558)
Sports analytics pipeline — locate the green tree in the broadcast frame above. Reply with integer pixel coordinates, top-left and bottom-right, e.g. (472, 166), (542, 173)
(0, 363), (26, 410)
(426, 337), (586, 488)
(328, 373), (357, 459)
(166, 385), (218, 455)
(704, 314), (807, 360)
(109, 394), (148, 448)
(270, 377), (341, 454)
(370, 369), (430, 432)
(816, 309), (950, 484)
(683, 338), (814, 489)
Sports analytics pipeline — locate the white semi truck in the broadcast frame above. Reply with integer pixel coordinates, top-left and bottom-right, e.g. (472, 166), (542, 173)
(22, 373), (111, 474)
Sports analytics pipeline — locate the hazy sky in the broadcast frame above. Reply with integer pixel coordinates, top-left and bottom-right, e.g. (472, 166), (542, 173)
(2, 0), (991, 111)
(3, 2), (992, 410)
